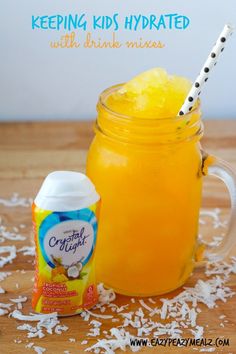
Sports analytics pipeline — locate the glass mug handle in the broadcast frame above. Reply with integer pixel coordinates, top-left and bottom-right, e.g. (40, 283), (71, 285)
(199, 151), (236, 262)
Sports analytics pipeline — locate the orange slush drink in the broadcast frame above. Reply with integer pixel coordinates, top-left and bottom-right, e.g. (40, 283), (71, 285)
(87, 68), (203, 296)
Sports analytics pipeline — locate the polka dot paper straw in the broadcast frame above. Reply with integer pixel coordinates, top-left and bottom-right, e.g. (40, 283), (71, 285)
(178, 23), (234, 116)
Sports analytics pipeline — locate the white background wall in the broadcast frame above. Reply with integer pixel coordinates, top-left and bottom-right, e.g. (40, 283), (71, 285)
(0, 0), (235, 121)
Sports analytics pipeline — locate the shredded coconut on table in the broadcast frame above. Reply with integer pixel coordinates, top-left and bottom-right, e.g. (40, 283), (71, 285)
(0, 245), (16, 267)
(138, 299), (154, 313)
(9, 310), (68, 340)
(82, 340), (88, 345)
(219, 314), (226, 319)
(0, 308), (10, 316)
(10, 296), (28, 303)
(87, 320), (102, 337)
(17, 246), (35, 256)
(0, 193), (32, 207)
(205, 259), (236, 278)
(0, 271), (12, 281)
(148, 298), (156, 304)
(54, 324), (69, 334)
(82, 256), (236, 353)
(0, 197), (235, 353)
(108, 303), (129, 313)
(0, 220), (26, 242)
(83, 309), (113, 320)
(10, 296), (28, 310)
(0, 302), (13, 310)
(85, 328), (141, 353)
(97, 283), (116, 305)
(25, 342), (34, 348)
(0, 272), (11, 294)
(33, 345), (46, 354)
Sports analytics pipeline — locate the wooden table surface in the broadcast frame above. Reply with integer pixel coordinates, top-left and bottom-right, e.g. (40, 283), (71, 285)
(0, 120), (236, 354)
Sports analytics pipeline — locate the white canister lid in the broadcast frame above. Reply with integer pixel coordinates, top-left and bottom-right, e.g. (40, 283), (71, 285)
(34, 171), (100, 211)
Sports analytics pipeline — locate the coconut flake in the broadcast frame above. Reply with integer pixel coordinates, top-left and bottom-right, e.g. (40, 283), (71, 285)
(87, 319), (102, 337)
(0, 271), (12, 281)
(108, 303), (129, 313)
(138, 299), (154, 313)
(0, 302), (13, 310)
(0, 245), (17, 267)
(189, 308), (197, 327)
(160, 300), (169, 319)
(25, 342), (34, 348)
(82, 340), (88, 345)
(87, 328), (101, 337)
(0, 224), (26, 242)
(0, 193), (32, 207)
(84, 309), (113, 320)
(0, 286), (5, 293)
(81, 311), (91, 321)
(90, 320), (102, 327)
(28, 329), (45, 339)
(54, 324), (69, 334)
(33, 346), (46, 354)
(17, 246), (35, 256)
(10, 310), (57, 322)
(219, 314), (226, 319)
(17, 323), (38, 332)
(148, 298), (156, 304)
(190, 325), (204, 340)
(14, 298), (26, 305)
(10, 296), (27, 310)
(97, 283), (116, 305)
(0, 308), (8, 316)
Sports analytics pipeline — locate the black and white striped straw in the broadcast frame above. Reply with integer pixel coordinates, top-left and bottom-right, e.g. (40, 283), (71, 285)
(178, 23), (234, 116)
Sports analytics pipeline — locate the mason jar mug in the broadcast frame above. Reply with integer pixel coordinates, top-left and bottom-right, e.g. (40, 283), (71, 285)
(86, 84), (236, 296)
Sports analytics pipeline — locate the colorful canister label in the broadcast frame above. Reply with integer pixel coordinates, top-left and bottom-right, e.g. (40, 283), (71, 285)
(32, 202), (99, 315)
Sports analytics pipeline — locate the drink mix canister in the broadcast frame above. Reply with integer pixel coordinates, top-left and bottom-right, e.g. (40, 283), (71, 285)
(32, 171), (100, 316)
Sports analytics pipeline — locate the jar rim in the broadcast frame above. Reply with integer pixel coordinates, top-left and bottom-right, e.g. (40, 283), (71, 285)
(98, 83), (201, 122)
